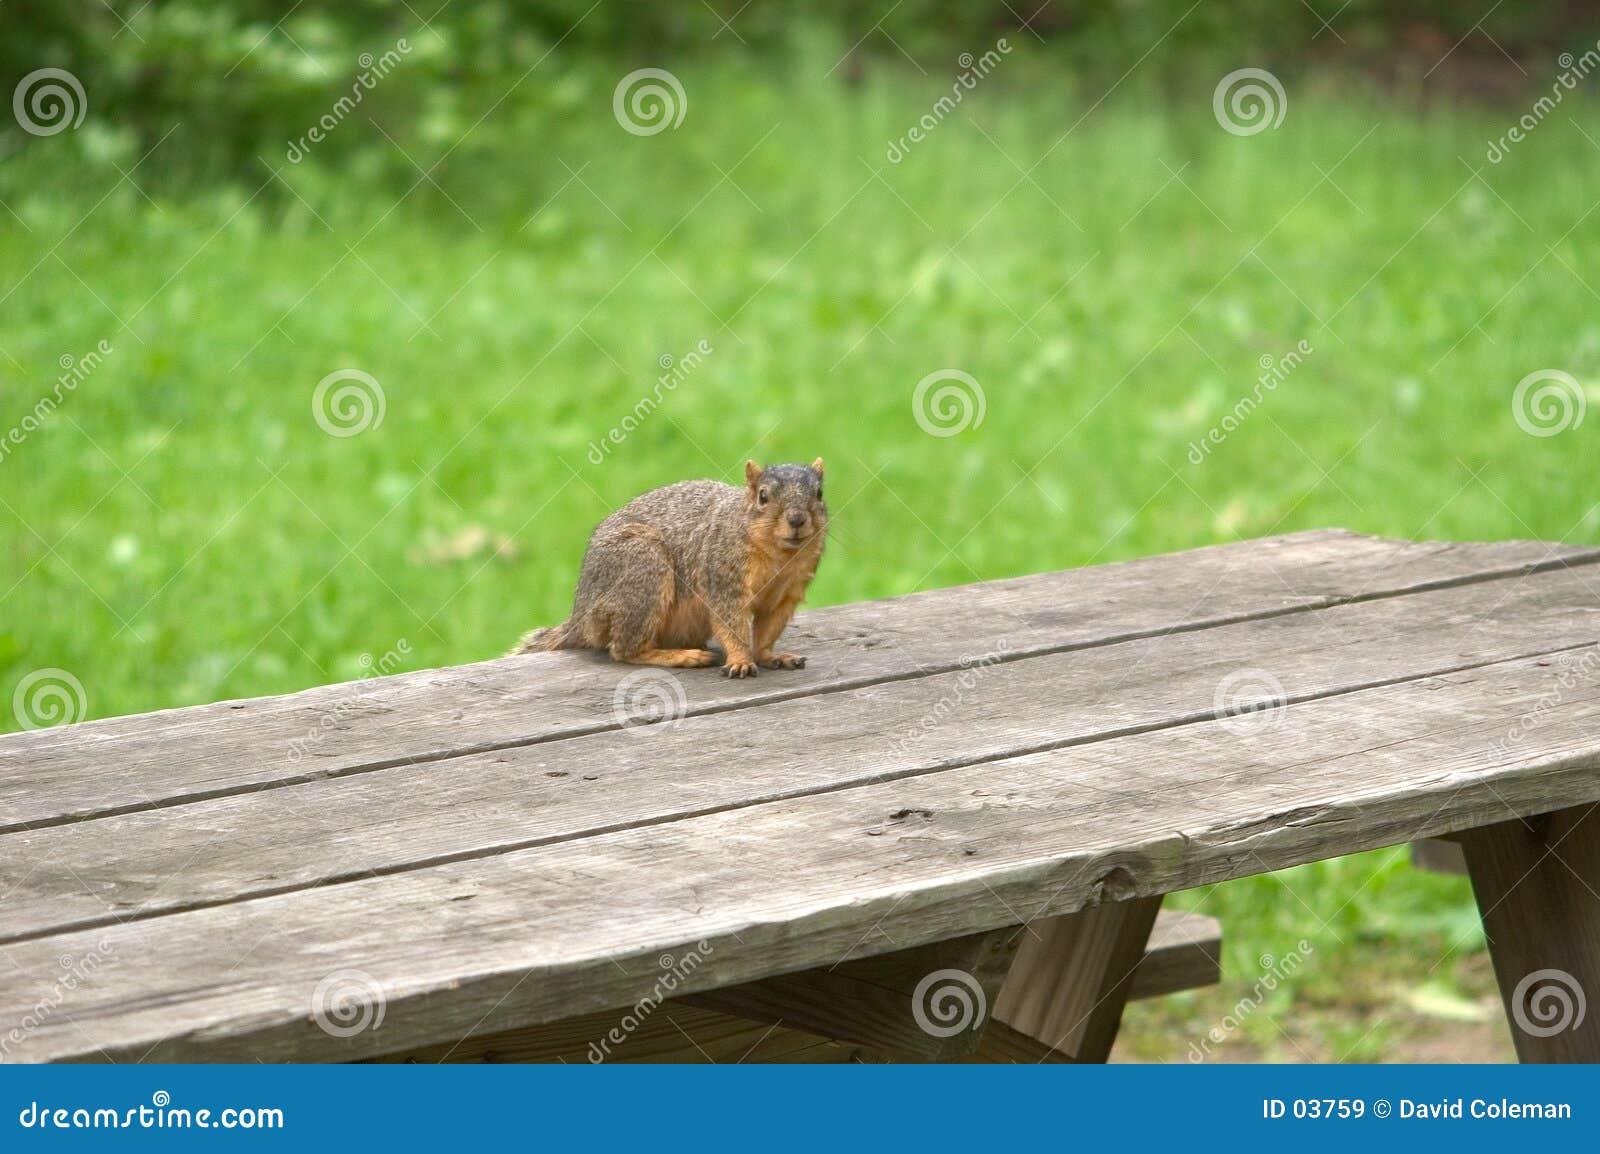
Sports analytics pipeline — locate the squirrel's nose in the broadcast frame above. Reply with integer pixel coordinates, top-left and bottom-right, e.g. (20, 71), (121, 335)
(786, 510), (807, 529)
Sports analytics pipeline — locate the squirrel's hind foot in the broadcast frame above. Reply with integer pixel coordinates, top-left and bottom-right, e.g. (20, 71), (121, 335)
(758, 653), (806, 670)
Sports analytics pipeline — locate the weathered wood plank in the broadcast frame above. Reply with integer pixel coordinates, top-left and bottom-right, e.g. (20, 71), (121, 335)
(992, 896), (1163, 1061)
(1129, 910), (1223, 1001)
(369, 911), (1205, 1064)
(4, 531), (1590, 831)
(1459, 804), (1600, 1062)
(6, 562), (1598, 944)
(1410, 836), (1469, 875)
(6, 648), (1599, 1063)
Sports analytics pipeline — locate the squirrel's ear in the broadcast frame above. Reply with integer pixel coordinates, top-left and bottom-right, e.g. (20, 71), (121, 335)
(744, 460), (762, 490)
(810, 457), (825, 478)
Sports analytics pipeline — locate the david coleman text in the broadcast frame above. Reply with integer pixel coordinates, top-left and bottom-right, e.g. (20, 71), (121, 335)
(1399, 1098), (1571, 1120)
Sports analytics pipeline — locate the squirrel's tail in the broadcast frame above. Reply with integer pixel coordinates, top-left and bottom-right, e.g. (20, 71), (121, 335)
(511, 620), (578, 655)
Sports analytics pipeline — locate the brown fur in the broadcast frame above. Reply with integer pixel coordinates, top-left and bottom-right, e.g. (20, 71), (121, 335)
(514, 459), (827, 677)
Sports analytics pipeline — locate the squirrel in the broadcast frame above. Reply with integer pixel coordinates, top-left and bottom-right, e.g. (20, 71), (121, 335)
(513, 459), (827, 678)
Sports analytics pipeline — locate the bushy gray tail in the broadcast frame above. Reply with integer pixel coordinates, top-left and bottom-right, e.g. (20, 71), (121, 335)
(511, 620), (577, 655)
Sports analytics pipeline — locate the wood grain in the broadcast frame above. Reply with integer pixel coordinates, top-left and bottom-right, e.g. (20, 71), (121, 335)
(7, 648), (1600, 1063)
(1129, 910), (1222, 1001)
(1459, 804), (1600, 1062)
(6, 561), (1598, 945)
(367, 908), (1211, 1064)
(4, 531), (1589, 831)
(993, 896), (1163, 1061)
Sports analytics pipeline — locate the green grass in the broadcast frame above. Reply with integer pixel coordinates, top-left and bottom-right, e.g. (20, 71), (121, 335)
(3, 57), (1596, 1058)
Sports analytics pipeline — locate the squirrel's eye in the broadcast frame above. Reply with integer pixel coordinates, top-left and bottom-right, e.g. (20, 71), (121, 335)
(758, 489), (769, 505)
(816, 486), (823, 501)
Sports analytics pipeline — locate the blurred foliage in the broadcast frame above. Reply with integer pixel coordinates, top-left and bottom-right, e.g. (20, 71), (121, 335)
(5, 0), (1599, 184)
(5, 0), (1598, 1063)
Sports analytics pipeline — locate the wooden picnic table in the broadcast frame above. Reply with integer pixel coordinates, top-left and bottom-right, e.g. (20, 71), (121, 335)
(3, 528), (1598, 1063)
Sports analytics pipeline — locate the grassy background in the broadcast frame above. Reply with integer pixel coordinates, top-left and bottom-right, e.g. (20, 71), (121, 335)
(4, 39), (1597, 1059)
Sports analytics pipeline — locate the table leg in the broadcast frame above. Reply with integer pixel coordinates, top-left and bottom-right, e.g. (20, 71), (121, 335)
(992, 894), (1164, 1062)
(1458, 802), (1600, 1062)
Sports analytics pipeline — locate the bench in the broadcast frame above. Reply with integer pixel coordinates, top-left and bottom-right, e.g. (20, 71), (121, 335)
(2, 528), (1598, 1063)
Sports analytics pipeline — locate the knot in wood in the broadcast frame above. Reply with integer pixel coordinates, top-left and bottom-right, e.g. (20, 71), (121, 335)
(1092, 864), (1138, 904)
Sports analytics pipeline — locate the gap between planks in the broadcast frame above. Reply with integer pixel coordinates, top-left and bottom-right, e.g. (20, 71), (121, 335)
(3, 553), (1600, 941)
(5, 534), (1597, 837)
(12, 652), (1600, 1062)
(1, 638), (1595, 949)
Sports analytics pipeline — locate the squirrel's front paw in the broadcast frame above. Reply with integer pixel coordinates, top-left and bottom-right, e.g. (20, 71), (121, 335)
(759, 653), (806, 670)
(722, 659), (759, 679)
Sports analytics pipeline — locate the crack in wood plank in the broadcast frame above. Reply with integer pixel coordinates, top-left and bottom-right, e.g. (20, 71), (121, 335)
(5, 531), (1594, 834)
